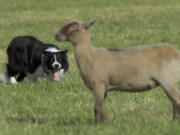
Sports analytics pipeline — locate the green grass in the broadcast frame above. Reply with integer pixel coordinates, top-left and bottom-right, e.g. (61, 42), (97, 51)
(0, 0), (180, 134)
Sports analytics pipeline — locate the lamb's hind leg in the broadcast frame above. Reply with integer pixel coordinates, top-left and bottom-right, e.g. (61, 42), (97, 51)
(93, 84), (108, 123)
(160, 82), (180, 120)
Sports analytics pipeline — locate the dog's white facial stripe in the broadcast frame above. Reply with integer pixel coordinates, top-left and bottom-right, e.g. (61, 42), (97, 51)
(45, 47), (61, 53)
(52, 54), (61, 68)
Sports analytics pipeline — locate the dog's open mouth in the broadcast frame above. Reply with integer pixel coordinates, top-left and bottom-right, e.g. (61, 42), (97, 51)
(53, 71), (60, 81)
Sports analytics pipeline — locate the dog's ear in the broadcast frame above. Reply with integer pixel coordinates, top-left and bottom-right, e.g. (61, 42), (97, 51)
(61, 50), (69, 55)
(43, 51), (49, 55)
(82, 20), (96, 29)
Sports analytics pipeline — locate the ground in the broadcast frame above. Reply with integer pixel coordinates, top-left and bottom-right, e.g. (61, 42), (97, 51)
(0, 0), (180, 135)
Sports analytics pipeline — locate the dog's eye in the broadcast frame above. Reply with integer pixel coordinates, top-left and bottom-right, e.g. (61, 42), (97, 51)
(50, 59), (54, 62)
(44, 52), (50, 56)
(57, 57), (61, 61)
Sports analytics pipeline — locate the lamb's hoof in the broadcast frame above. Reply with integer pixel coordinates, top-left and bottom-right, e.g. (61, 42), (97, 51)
(95, 117), (109, 124)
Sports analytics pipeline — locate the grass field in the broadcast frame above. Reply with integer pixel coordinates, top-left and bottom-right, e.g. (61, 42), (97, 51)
(0, 0), (180, 134)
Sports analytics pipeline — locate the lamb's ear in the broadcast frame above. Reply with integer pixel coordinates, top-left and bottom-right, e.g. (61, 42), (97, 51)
(69, 23), (79, 32)
(82, 20), (96, 29)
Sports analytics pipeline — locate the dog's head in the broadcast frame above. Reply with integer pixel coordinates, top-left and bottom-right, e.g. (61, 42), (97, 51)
(42, 46), (68, 82)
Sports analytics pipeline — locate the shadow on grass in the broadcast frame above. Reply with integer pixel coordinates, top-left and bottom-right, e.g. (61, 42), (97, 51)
(6, 115), (46, 125)
(6, 115), (97, 126)
(56, 117), (95, 126)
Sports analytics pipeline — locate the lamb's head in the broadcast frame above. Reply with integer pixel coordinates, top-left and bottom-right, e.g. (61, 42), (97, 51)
(55, 19), (96, 45)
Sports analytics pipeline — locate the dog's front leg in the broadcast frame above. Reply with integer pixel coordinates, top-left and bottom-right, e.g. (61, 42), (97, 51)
(27, 74), (37, 82)
(10, 77), (17, 84)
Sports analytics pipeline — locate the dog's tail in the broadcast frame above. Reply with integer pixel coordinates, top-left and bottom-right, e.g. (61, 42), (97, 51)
(0, 72), (9, 82)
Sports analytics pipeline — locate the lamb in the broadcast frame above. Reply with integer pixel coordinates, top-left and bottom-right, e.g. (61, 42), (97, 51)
(55, 19), (180, 123)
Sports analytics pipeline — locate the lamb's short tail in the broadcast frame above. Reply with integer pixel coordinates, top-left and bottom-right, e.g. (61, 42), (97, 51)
(0, 72), (9, 82)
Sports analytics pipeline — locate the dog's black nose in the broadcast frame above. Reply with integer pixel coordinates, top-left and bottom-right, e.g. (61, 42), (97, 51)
(54, 64), (60, 68)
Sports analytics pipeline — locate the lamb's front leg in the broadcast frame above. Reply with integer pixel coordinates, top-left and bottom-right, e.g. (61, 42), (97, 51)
(93, 84), (108, 123)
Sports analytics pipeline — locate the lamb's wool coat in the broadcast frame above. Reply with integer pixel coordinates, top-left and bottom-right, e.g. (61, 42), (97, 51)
(55, 19), (180, 123)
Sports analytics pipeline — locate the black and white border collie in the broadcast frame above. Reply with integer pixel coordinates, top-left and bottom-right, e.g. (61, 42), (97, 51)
(0, 36), (68, 84)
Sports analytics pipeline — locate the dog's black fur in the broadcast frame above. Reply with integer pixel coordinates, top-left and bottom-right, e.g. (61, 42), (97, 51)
(1, 35), (68, 83)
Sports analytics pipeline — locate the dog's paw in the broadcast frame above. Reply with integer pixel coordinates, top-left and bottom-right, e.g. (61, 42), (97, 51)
(10, 77), (17, 84)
